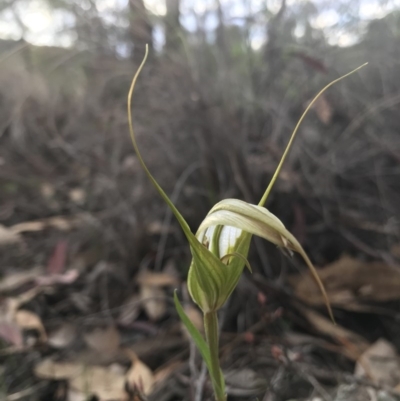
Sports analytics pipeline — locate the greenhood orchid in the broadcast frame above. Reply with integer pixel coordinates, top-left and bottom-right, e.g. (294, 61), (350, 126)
(127, 46), (367, 401)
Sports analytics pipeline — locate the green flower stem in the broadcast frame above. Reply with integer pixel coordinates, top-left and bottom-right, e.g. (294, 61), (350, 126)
(204, 311), (226, 401)
(258, 62), (368, 208)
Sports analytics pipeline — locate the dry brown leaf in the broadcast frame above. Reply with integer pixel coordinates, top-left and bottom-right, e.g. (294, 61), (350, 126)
(43, 216), (78, 230)
(289, 255), (400, 308)
(10, 215), (83, 234)
(137, 271), (179, 287)
(35, 269), (79, 286)
(0, 266), (44, 293)
(71, 365), (126, 400)
(0, 290), (45, 346)
(48, 323), (77, 349)
(35, 358), (126, 400)
(297, 305), (369, 360)
(0, 225), (21, 245)
(34, 358), (80, 379)
(140, 285), (166, 321)
(83, 325), (120, 357)
(125, 350), (154, 396)
(10, 221), (46, 233)
(0, 321), (23, 347)
(137, 271), (179, 321)
(355, 339), (400, 388)
(14, 310), (47, 342)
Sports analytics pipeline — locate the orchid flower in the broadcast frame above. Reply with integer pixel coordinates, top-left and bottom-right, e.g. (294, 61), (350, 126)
(127, 46), (367, 401)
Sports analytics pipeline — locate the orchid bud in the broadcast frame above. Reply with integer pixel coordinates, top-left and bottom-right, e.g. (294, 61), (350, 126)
(187, 226), (252, 313)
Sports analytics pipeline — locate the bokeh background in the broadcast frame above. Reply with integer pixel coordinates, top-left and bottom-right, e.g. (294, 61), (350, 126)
(1, 1), (400, 401)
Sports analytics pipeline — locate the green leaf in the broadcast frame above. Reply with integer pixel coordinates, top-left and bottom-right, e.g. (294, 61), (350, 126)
(128, 46), (236, 314)
(187, 233), (251, 313)
(127, 45), (213, 258)
(173, 292), (225, 396)
(173, 291), (211, 367)
(188, 247), (226, 312)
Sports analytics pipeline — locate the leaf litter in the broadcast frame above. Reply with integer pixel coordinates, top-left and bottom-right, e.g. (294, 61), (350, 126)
(1, 184), (400, 401)
(1, 33), (400, 401)
(3, 245), (400, 400)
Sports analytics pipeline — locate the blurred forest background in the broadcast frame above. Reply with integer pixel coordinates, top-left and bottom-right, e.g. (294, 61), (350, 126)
(1, 1), (400, 401)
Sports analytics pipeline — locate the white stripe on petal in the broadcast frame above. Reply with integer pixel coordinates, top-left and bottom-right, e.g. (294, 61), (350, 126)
(218, 226), (243, 257)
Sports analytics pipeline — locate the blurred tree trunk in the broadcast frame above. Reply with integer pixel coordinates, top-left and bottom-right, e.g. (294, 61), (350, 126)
(264, 0), (286, 61)
(263, 0), (286, 89)
(215, 0), (227, 58)
(165, 0), (181, 51)
(129, 0), (153, 60)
